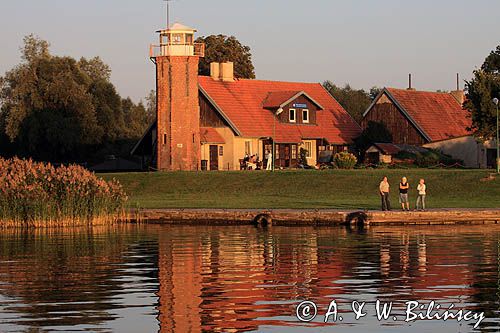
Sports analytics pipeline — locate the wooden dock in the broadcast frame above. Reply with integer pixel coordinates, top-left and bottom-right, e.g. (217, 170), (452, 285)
(129, 208), (500, 226)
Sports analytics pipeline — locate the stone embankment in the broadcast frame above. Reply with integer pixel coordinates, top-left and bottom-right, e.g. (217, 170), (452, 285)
(128, 208), (500, 227)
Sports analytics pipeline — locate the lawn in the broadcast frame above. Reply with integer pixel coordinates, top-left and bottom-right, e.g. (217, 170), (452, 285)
(102, 169), (500, 210)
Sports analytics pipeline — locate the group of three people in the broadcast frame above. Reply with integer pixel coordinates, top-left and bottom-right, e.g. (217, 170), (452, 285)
(379, 177), (427, 211)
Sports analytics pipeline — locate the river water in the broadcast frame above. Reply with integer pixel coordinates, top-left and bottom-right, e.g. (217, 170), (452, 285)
(0, 224), (499, 333)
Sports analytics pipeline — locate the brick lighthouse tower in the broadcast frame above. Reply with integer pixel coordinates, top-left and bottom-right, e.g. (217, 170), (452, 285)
(150, 23), (204, 171)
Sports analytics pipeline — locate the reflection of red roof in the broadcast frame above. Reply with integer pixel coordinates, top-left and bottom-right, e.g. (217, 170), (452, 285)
(198, 77), (361, 144)
(386, 88), (471, 142)
(200, 127), (225, 144)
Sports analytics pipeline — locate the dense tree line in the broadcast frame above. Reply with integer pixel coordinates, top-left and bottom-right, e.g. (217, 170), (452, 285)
(323, 81), (381, 122)
(0, 35), (154, 164)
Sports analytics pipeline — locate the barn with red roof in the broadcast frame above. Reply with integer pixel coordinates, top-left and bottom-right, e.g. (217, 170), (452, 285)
(361, 86), (495, 168)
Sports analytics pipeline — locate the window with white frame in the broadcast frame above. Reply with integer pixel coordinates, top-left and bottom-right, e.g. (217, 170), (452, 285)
(302, 109), (309, 123)
(289, 109), (296, 123)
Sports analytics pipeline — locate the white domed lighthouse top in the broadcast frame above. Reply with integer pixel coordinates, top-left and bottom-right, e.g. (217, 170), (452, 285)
(151, 21), (204, 58)
(157, 22), (197, 34)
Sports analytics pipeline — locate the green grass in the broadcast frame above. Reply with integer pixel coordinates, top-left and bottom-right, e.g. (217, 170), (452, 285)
(101, 169), (500, 210)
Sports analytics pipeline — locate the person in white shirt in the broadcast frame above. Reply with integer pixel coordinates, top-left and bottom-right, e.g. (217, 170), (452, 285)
(266, 150), (273, 171)
(379, 177), (391, 211)
(416, 179), (427, 211)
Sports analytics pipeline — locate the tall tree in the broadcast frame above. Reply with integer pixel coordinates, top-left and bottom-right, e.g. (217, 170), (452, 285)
(0, 35), (101, 161)
(323, 81), (373, 122)
(0, 35), (151, 162)
(465, 44), (500, 139)
(144, 89), (156, 124)
(196, 35), (255, 79)
(482, 45), (500, 74)
(354, 121), (393, 151)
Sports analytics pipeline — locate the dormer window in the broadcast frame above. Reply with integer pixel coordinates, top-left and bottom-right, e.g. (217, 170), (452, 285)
(302, 109), (309, 123)
(289, 109), (296, 123)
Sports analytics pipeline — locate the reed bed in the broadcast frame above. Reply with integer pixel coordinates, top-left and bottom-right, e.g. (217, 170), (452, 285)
(0, 158), (128, 228)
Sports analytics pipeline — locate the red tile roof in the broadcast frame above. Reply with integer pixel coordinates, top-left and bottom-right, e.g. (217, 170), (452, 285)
(371, 143), (428, 155)
(386, 88), (471, 142)
(262, 91), (301, 109)
(372, 143), (402, 155)
(200, 127), (225, 144)
(198, 77), (361, 144)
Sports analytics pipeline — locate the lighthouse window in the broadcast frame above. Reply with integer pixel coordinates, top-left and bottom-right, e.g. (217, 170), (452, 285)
(172, 34), (182, 44)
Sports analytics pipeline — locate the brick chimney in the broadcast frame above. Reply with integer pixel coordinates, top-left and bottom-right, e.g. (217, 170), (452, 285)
(220, 62), (234, 82)
(210, 62), (234, 82)
(210, 62), (219, 80)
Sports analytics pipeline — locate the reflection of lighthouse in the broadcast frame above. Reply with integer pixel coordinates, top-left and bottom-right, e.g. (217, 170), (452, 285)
(418, 236), (427, 273)
(380, 244), (391, 277)
(400, 234), (410, 277)
(155, 227), (347, 332)
(157, 230), (204, 333)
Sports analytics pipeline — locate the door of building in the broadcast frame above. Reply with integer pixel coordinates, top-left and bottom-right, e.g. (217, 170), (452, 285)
(487, 149), (497, 169)
(209, 145), (219, 171)
(303, 140), (315, 166)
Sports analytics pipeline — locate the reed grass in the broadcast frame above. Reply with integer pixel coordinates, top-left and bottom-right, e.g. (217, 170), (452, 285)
(0, 158), (127, 228)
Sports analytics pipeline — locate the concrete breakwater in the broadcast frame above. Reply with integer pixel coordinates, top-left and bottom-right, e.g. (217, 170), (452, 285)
(129, 208), (500, 226)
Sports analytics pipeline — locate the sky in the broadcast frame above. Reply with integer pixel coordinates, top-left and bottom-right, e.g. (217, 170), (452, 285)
(1, 0), (499, 102)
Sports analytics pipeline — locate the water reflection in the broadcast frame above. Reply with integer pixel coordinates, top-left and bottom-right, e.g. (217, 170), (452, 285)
(0, 226), (160, 332)
(0, 225), (499, 332)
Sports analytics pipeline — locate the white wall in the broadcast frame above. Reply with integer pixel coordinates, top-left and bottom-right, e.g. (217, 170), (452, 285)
(423, 136), (487, 168)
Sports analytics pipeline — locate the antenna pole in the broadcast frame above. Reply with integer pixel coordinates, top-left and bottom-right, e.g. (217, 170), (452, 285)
(456, 73), (459, 91)
(165, 0), (172, 29)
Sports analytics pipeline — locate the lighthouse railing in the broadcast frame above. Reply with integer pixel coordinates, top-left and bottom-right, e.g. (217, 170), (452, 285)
(149, 43), (205, 58)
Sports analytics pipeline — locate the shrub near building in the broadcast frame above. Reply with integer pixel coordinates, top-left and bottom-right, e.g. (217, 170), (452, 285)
(333, 152), (358, 169)
(0, 158), (127, 227)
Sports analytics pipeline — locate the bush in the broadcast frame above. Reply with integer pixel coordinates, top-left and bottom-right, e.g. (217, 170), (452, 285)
(333, 152), (358, 169)
(415, 151), (441, 167)
(354, 121), (393, 152)
(0, 158), (127, 227)
(394, 150), (417, 160)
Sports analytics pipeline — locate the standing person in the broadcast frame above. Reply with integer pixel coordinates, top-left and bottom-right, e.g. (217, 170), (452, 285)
(416, 179), (427, 211)
(266, 150), (273, 171)
(379, 176), (391, 211)
(399, 177), (410, 211)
